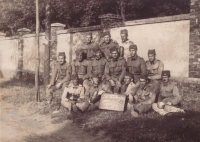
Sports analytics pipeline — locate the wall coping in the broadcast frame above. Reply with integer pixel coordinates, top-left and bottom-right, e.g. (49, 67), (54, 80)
(0, 36), (19, 41)
(23, 33), (45, 38)
(125, 14), (190, 26)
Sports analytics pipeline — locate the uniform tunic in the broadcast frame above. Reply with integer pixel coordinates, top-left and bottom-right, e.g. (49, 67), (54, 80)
(77, 42), (97, 60)
(71, 59), (90, 80)
(105, 57), (126, 82)
(158, 81), (181, 105)
(127, 55), (146, 83)
(88, 57), (107, 78)
(99, 40), (119, 59)
(146, 59), (164, 80)
(119, 39), (134, 60)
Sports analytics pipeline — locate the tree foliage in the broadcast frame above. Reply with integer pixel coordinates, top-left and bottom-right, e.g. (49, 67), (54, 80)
(0, 0), (190, 36)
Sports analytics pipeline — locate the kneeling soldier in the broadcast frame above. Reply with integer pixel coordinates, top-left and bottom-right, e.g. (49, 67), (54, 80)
(46, 52), (71, 104)
(61, 74), (89, 114)
(104, 46), (126, 93)
(152, 70), (184, 115)
(130, 76), (156, 117)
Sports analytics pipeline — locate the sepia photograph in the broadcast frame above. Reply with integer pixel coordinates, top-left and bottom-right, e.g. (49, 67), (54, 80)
(0, 0), (200, 142)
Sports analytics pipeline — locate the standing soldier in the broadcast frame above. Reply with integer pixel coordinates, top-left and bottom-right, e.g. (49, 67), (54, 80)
(126, 44), (146, 84)
(71, 49), (90, 93)
(99, 31), (119, 60)
(77, 32), (97, 60)
(146, 49), (164, 101)
(104, 46), (126, 94)
(119, 29), (134, 60)
(152, 70), (184, 115)
(46, 52), (71, 104)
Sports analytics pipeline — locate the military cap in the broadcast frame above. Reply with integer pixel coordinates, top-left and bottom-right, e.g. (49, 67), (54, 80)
(102, 31), (111, 37)
(71, 74), (79, 80)
(75, 49), (84, 55)
(148, 49), (156, 55)
(162, 70), (170, 77)
(129, 44), (137, 50)
(109, 46), (118, 53)
(92, 47), (101, 53)
(120, 29), (128, 35)
(58, 52), (66, 57)
(85, 32), (92, 37)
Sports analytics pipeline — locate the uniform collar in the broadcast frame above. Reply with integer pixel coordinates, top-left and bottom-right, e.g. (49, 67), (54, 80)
(131, 55), (138, 61)
(122, 39), (129, 44)
(149, 59), (157, 65)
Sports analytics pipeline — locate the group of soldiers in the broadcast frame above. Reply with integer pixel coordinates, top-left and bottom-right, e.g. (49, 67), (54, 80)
(46, 29), (184, 117)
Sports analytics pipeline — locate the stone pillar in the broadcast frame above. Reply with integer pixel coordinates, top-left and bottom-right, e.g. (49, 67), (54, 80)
(17, 28), (31, 79)
(49, 23), (65, 77)
(98, 13), (124, 30)
(0, 32), (6, 38)
(189, 0), (200, 78)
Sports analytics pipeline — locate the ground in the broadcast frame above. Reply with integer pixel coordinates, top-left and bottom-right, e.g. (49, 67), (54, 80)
(0, 78), (200, 142)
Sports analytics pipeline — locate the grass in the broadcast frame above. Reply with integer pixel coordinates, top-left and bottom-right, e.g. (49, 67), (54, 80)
(1, 78), (200, 142)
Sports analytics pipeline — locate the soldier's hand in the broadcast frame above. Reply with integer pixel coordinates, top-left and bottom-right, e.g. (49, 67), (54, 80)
(47, 84), (52, 89)
(56, 83), (62, 89)
(109, 80), (115, 86)
(116, 81), (121, 87)
(98, 90), (105, 95)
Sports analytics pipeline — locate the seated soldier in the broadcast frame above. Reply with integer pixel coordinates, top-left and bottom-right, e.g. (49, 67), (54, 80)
(152, 70), (184, 115)
(120, 72), (136, 95)
(61, 74), (89, 114)
(46, 52), (71, 104)
(104, 46), (126, 94)
(129, 76), (156, 117)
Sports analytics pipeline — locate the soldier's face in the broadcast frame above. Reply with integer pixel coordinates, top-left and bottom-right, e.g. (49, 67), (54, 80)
(92, 77), (99, 86)
(148, 54), (156, 62)
(104, 35), (110, 44)
(85, 35), (92, 44)
(121, 34), (128, 42)
(72, 79), (79, 86)
(111, 51), (118, 59)
(77, 54), (84, 62)
(58, 56), (65, 65)
(95, 51), (102, 60)
(162, 76), (169, 83)
(139, 80), (147, 89)
(124, 76), (132, 85)
(130, 49), (137, 57)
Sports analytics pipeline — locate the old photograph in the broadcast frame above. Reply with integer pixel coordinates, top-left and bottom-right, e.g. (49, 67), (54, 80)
(0, 0), (200, 142)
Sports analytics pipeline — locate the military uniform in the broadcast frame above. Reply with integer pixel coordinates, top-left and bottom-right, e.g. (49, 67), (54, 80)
(61, 84), (89, 113)
(130, 82), (156, 114)
(105, 57), (126, 93)
(46, 61), (71, 102)
(127, 55), (146, 83)
(146, 59), (164, 80)
(152, 70), (184, 115)
(88, 57), (107, 79)
(99, 39), (119, 60)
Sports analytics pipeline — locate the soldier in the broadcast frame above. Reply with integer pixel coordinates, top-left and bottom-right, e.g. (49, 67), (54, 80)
(152, 70), (184, 115)
(104, 46), (126, 94)
(99, 31), (120, 60)
(61, 74), (89, 114)
(86, 73), (112, 111)
(119, 29), (134, 60)
(126, 44), (146, 84)
(71, 49), (90, 90)
(120, 72), (136, 95)
(77, 32), (96, 60)
(46, 52), (71, 104)
(88, 47), (107, 80)
(130, 76), (156, 117)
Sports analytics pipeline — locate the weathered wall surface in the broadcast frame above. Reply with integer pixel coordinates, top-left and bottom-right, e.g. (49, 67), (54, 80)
(0, 38), (18, 78)
(111, 20), (190, 77)
(23, 34), (46, 72)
